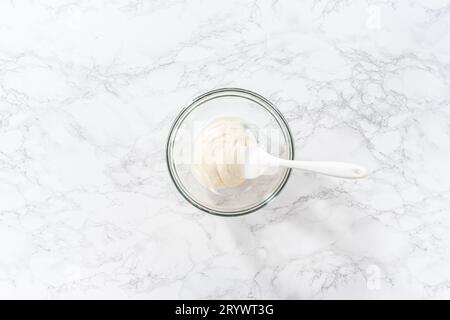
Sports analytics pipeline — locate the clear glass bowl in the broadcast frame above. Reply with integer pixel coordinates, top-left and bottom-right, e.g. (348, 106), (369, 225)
(166, 88), (294, 216)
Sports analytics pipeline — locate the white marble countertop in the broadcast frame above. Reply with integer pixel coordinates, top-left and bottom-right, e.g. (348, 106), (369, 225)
(1, 0), (450, 299)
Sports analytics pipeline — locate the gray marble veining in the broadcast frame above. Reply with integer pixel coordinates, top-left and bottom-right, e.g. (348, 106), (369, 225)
(0, 0), (449, 299)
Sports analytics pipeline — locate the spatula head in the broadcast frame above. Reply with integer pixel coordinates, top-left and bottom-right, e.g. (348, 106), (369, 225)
(243, 146), (279, 179)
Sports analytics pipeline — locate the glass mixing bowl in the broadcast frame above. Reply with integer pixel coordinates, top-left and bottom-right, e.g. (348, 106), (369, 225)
(166, 88), (294, 216)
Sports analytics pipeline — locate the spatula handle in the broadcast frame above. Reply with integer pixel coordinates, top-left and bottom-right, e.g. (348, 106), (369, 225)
(277, 159), (368, 179)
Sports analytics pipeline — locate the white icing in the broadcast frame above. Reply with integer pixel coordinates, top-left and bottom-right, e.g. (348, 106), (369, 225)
(191, 118), (256, 191)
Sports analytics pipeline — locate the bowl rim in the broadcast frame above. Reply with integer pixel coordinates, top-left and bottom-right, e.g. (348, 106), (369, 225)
(166, 87), (295, 217)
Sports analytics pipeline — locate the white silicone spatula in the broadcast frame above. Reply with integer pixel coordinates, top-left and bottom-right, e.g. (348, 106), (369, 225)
(244, 146), (368, 179)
